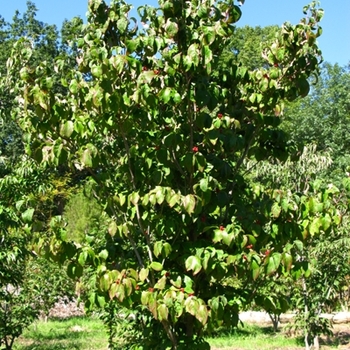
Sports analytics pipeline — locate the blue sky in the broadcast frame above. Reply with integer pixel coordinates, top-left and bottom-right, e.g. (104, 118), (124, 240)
(1, 0), (349, 66)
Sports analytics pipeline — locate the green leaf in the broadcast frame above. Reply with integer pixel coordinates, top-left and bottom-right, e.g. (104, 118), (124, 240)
(297, 78), (310, 97)
(185, 255), (202, 275)
(116, 283), (125, 302)
(202, 46), (213, 65)
(78, 251), (88, 266)
(100, 273), (111, 292)
(141, 291), (151, 305)
(167, 192), (180, 208)
(322, 213), (332, 231)
(202, 26), (215, 45)
(110, 55), (125, 74)
(150, 261), (163, 271)
(170, 276), (182, 288)
(196, 304), (208, 325)
(199, 178), (209, 192)
(158, 304), (169, 321)
(271, 203), (281, 218)
(309, 217), (322, 236)
(81, 149), (93, 167)
(69, 79), (79, 94)
(109, 283), (118, 300)
(155, 187), (165, 205)
(129, 192), (140, 205)
(251, 259), (260, 280)
(15, 200), (25, 211)
(222, 232), (234, 247)
(154, 241), (163, 258)
(139, 268), (149, 282)
(185, 296), (199, 316)
(266, 253), (281, 275)
(154, 275), (166, 290)
(159, 87), (172, 103)
(97, 295), (106, 308)
(60, 120), (74, 138)
(163, 242), (172, 257)
(187, 43), (199, 67)
(91, 65), (103, 78)
(22, 208), (34, 223)
(182, 194), (196, 215)
(165, 19), (178, 37)
(282, 252), (292, 272)
(99, 249), (108, 260)
(108, 221), (117, 236)
(196, 154), (207, 172)
(117, 18), (128, 33)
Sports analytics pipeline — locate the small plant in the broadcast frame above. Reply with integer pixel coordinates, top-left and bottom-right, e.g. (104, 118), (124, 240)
(0, 285), (39, 350)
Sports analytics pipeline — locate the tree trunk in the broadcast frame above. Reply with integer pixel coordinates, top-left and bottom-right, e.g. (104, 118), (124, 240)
(162, 320), (178, 350)
(302, 277), (311, 350)
(313, 335), (320, 350)
(268, 313), (280, 332)
(186, 314), (195, 338)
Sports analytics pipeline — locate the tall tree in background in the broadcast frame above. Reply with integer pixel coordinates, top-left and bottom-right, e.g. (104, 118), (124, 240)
(0, 3), (82, 348)
(282, 63), (350, 185)
(221, 25), (279, 70)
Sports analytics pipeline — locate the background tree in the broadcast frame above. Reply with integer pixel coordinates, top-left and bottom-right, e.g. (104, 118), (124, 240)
(220, 25), (279, 70)
(247, 144), (350, 349)
(0, 3), (83, 348)
(282, 63), (350, 186)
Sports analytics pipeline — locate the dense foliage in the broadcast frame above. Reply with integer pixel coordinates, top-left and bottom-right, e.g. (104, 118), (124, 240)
(0, 0), (349, 349)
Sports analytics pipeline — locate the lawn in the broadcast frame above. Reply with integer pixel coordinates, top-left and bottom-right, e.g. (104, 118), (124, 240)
(14, 316), (108, 350)
(14, 316), (346, 349)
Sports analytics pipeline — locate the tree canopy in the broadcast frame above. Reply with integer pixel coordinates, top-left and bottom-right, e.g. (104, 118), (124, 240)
(1, 0), (348, 349)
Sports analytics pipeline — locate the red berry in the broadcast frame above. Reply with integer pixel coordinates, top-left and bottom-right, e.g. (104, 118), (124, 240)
(246, 244), (253, 249)
(154, 69), (159, 74)
(189, 293), (195, 297)
(135, 285), (140, 290)
(165, 272), (170, 277)
(218, 113), (223, 119)
(148, 287), (154, 292)
(219, 225), (225, 231)
(243, 255), (248, 261)
(192, 146), (199, 153)
(265, 250), (270, 256)
(180, 288), (184, 293)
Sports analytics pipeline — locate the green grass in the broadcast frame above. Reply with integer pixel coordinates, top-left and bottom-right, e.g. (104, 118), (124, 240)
(14, 316), (108, 350)
(206, 324), (303, 349)
(13, 317), (340, 350)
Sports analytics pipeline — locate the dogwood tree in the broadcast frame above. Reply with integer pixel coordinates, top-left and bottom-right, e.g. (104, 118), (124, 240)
(7, 0), (342, 348)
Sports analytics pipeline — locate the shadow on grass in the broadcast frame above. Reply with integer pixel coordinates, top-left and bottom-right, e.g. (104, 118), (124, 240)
(27, 329), (88, 342)
(288, 329), (350, 348)
(208, 324), (278, 339)
(320, 330), (350, 348)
